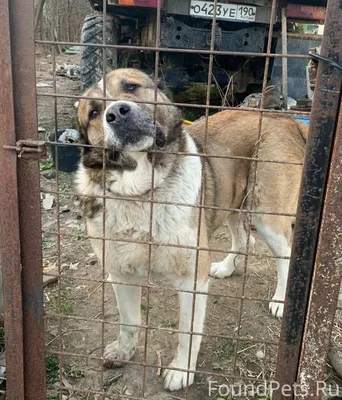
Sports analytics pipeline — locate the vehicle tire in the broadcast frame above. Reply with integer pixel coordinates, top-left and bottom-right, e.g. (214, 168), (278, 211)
(80, 14), (118, 91)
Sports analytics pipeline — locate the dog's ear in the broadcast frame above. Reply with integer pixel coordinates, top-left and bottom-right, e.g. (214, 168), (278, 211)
(149, 74), (172, 98)
(157, 77), (167, 92)
(76, 116), (88, 145)
(158, 78), (174, 102)
(155, 126), (167, 148)
(76, 99), (91, 149)
(76, 112), (91, 158)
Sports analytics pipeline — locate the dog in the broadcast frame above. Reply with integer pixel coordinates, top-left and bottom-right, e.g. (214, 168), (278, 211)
(75, 68), (307, 391)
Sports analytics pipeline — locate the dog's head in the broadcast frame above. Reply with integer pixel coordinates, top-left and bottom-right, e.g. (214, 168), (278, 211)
(77, 69), (183, 159)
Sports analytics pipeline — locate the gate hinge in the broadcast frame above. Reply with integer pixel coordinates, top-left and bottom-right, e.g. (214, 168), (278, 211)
(3, 140), (48, 159)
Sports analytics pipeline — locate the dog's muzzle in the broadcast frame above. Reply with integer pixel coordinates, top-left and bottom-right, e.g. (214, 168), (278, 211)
(104, 100), (156, 150)
(106, 101), (132, 124)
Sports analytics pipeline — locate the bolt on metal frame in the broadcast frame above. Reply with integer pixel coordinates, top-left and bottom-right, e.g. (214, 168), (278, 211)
(0, 0), (341, 399)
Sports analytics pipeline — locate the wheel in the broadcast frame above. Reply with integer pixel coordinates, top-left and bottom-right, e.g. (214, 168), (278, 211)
(80, 14), (118, 91)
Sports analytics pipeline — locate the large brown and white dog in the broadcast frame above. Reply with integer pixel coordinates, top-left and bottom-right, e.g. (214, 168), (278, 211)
(76, 68), (307, 391)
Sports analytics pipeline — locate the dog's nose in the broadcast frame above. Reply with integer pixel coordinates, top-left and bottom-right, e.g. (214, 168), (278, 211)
(106, 102), (131, 123)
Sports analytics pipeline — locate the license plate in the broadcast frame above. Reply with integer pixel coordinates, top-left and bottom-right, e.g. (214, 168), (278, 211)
(190, 0), (257, 22)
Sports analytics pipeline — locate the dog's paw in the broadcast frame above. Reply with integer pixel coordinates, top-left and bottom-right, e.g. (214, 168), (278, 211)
(163, 360), (194, 391)
(210, 261), (235, 279)
(269, 300), (284, 318)
(103, 339), (136, 368)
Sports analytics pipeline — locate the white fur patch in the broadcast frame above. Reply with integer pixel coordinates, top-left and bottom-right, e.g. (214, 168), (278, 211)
(97, 78), (112, 101)
(252, 216), (291, 318)
(76, 133), (203, 276)
(107, 151), (168, 196)
(97, 78), (104, 88)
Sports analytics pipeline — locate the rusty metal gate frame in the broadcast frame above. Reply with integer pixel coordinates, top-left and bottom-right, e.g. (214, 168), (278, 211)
(274, 0), (342, 398)
(0, 2), (26, 398)
(297, 93), (342, 399)
(0, 0), (341, 399)
(0, 0), (47, 399)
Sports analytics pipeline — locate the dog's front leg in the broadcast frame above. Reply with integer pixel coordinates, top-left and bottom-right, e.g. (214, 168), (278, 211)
(104, 281), (141, 368)
(163, 219), (210, 391)
(163, 276), (209, 391)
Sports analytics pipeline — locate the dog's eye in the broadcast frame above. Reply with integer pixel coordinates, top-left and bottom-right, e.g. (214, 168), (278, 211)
(89, 110), (99, 120)
(125, 83), (139, 92)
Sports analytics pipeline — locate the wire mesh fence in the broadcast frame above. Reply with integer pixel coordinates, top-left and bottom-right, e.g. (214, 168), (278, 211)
(0, 0), (342, 399)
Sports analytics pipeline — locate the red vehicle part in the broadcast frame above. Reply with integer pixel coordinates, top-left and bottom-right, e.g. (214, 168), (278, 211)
(110, 0), (163, 7)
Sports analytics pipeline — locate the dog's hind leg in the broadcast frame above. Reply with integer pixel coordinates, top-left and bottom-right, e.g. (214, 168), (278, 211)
(252, 215), (292, 318)
(103, 279), (142, 367)
(210, 212), (255, 278)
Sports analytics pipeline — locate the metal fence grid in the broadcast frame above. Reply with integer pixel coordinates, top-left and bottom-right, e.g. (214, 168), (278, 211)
(0, 0), (341, 399)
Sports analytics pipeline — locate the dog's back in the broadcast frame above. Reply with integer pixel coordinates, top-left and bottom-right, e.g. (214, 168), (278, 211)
(186, 111), (307, 232)
(188, 110), (307, 158)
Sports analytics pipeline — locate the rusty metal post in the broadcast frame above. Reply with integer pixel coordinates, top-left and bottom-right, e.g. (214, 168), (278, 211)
(295, 105), (342, 399)
(0, 0), (25, 398)
(274, 0), (342, 397)
(281, 7), (288, 108)
(8, 0), (47, 398)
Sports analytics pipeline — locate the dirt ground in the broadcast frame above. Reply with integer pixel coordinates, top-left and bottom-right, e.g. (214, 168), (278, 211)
(36, 51), (341, 400)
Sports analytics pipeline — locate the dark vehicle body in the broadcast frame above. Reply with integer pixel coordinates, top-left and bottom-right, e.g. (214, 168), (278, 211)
(81, 0), (326, 95)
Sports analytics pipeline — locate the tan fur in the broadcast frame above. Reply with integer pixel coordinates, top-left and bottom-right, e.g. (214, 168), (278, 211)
(187, 111), (307, 231)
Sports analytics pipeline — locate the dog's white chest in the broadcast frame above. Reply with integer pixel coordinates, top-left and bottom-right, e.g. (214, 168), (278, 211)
(78, 135), (202, 275)
(103, 142), (202, 240)
(107, 152), (169, 197)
